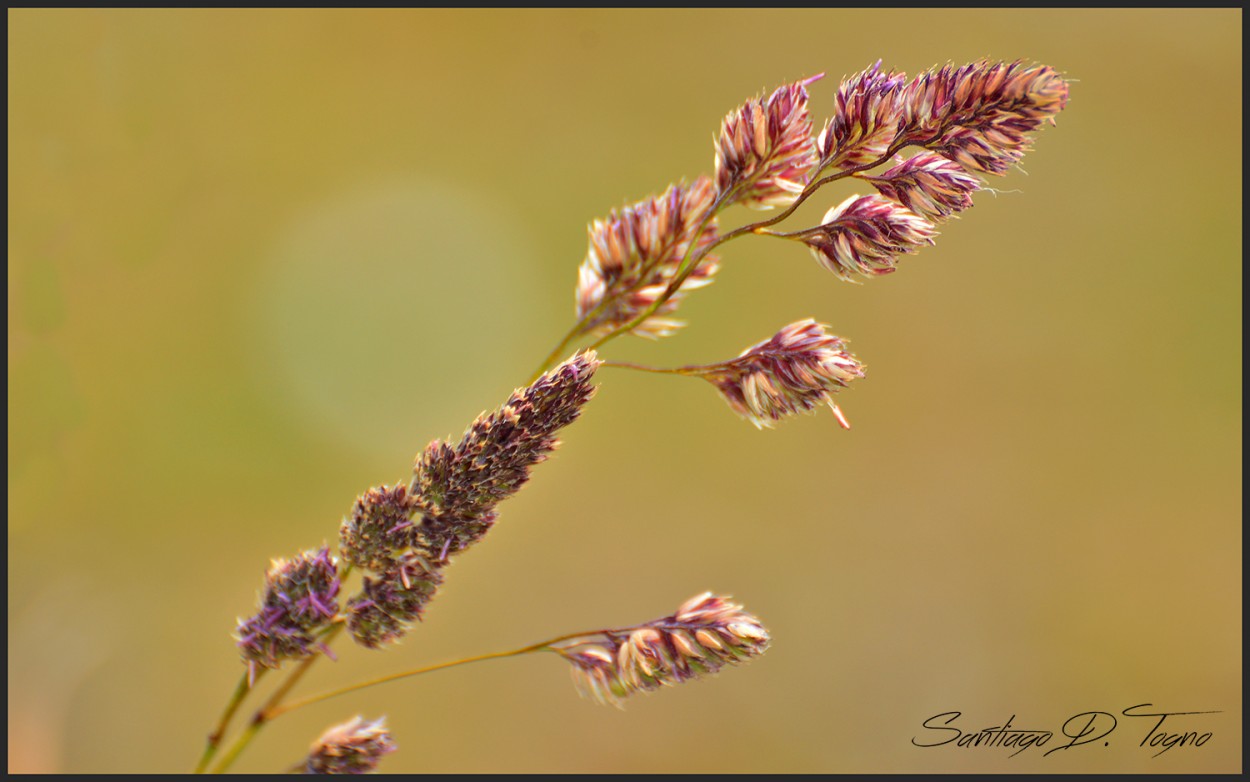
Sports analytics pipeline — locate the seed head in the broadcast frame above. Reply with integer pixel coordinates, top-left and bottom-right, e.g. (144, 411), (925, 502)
(817, 61), (908, 170)
(802, 194), (937, 281)
(345, 554), (444, 649)
(236, 547), (340, 673)
(413, 509), (498, 567)
(410, 352), (600, 558)
(554, 592), (770, 707)
(861, 152), (981, 222)
(575, 179), (719, 339)
(300, 716), (396, 774)
(899, 60), (1069, 174)
(341, 353), (600, 649)
(339, 484), (418, 572)
(715, 75), (822, 209)
(928, 124), (1030, 176)
(701, 319), (865, 429)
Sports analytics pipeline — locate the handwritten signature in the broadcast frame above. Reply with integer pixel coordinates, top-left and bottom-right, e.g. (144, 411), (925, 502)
(912, 704), (1221, 757)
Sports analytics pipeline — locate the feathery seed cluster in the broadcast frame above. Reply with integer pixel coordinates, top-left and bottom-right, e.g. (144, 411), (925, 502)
(575, 179), (720, 339)
(714, 75), (822, 209)
(700, 319), (866, 429)
(554, 593), (770, 707)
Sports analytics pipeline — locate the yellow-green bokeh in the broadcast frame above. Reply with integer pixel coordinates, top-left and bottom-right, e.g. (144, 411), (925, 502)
(8, 8), (1240, 773)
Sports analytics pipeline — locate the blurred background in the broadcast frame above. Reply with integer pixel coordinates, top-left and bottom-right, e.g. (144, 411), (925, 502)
(7, 9), (1241, 774)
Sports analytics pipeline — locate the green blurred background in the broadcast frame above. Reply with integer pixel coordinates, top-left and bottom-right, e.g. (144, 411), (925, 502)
(8, 9), (1241, 774)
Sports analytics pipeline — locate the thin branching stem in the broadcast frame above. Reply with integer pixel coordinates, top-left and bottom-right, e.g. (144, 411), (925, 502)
(583, 140), (929, 358)
(754, 227), (813, 240)
(208, 624), (346, 774)
(194, 670), (261, 773)
(207, 717), (263, 774)
(265, 628), (615, 720)
(530, 138), (935, 381)
(527, 320), (587, 385)
(601, 360), (707, 377)
(527, 185), (730, 385)
(585, 199), (725, 354)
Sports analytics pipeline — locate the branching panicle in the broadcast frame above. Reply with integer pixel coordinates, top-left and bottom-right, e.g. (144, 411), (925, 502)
(209, 57), (1068, 775)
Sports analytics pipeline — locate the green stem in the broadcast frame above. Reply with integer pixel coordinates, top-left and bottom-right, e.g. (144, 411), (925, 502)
(527, 320), (587, 386)
(208, 717), (263, 775)
(753, 226), (815, 240)
(601, 359), (708, 377)
(209, 626), (619, 772)
(194, 670), (262, 774)
(265, 628), (612, 721)
(526, 210), (722, 384)
(208, 624), (346, 774)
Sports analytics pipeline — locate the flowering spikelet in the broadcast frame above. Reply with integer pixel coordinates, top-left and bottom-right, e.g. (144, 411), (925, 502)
(899, 60), (1069, 174)
(345, 554), (444, 649)
(714, 75), (821, 209)
(300, 716), (396, 774)
(410, 352), (601, 558)
(817, 61), (908, 170)
(554, 593), (770, 707)
(700, 319), (865, 429)
(236, 547), (340, 674)
(413, 510), (498, 567)
(575, 179), (719, 339)
(339, 484), (418, 572)
(860, 152), (981, 222)
(802, 194), (937, 281)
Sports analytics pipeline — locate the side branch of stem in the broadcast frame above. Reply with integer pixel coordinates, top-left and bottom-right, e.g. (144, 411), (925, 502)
(194, 671), (259, 773)
(207, 624), (345, 774)
(267, 627), (616, 720)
